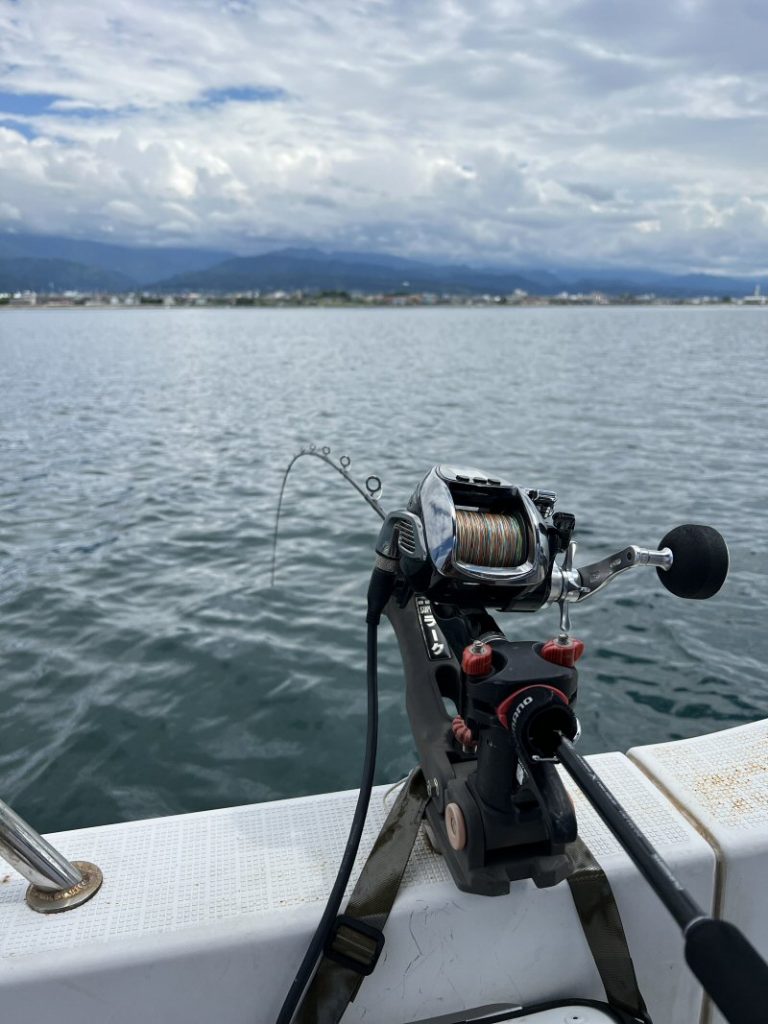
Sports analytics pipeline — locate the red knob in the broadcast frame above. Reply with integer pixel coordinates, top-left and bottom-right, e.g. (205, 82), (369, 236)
(462, 640), (493, 676)
(540, 637), (585, 668)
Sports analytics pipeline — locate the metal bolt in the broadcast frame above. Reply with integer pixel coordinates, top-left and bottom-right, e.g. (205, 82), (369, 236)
(26, 861), (103, 915)
(426, 777), (440, 797)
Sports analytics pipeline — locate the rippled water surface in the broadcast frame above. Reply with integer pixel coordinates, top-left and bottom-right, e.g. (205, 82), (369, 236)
(1, 307), (766, 832)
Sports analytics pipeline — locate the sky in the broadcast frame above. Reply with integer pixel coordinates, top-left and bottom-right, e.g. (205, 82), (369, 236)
(1, 0), (767, 273)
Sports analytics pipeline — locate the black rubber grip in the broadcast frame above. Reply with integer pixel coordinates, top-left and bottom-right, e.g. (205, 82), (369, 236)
(685, 917), (768, 1024)
(657, 524), (729, 600)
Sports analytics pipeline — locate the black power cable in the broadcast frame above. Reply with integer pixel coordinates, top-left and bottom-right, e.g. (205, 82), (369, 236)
(273, 617), (380, 1024)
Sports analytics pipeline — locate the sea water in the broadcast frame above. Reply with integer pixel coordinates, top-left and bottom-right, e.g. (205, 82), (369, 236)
(1, 306), (766, 831)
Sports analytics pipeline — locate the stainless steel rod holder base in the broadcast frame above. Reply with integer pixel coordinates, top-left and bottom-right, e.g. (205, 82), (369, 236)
(25, 861), (103, 914)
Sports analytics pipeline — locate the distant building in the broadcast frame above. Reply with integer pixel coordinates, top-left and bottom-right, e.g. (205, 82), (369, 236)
(742, 285), (766, 305)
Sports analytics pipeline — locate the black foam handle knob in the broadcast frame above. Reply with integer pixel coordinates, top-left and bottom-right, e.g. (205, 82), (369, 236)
(657, 524), (729, 600)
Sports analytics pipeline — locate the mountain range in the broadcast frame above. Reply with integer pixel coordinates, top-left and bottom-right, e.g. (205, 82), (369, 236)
(0, 231), (764, 298)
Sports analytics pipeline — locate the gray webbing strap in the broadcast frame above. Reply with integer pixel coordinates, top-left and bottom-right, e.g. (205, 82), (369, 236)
(293, 773), (649, 1024)
(567, 837), (650, 1023)
(294, 770), (428, 1024)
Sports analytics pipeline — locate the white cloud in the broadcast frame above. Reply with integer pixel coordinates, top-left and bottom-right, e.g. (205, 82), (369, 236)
(0, 198), (19, 220)
(0, 0), (767, 271)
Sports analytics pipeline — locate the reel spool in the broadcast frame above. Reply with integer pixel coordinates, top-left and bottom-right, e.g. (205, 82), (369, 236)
(455, 510), (527, 568)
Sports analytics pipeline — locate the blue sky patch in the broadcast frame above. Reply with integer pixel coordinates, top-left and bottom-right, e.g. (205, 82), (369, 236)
(0, 118), (37, 140)
(0, 86), (285, 121)
(0, 91), (62, 116)
(198, 85), (286, 106)
(51, 105), (123, 120)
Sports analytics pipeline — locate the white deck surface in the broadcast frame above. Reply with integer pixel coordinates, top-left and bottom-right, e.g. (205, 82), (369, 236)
(0, 751), (716, 1024)
(630, 718), (768, 1024)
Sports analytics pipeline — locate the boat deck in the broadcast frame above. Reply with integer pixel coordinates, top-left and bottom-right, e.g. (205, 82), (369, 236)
(0, 721), (765, 1023)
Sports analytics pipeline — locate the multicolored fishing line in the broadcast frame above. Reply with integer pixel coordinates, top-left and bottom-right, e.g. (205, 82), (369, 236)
(455, 510), (526, 567)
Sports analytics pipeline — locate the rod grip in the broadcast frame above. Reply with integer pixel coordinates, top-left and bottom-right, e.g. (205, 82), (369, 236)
(685, 917), (768, 1024)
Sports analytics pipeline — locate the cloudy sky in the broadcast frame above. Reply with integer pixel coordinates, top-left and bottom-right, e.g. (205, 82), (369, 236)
(1, 0), (767, 272)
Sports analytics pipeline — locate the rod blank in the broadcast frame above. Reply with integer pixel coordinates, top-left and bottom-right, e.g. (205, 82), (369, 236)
(556, 736), (768, 1024)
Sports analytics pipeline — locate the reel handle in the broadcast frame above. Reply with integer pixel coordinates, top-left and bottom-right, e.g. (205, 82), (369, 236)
(656, 524), (729, 600)
(551, 524), (729, 611)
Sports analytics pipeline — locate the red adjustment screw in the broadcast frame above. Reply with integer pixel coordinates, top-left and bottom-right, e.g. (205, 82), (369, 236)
(540, 637), (585, 668)
(452, 715), (477, 749)
(461, 640), (493, 677)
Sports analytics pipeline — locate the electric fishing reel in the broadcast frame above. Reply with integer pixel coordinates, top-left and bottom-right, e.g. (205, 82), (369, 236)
(377, 465), (729, 896)
(376, 465), (565, 610)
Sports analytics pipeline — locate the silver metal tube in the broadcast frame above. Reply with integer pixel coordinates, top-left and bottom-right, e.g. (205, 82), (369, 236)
(633, 545), (674, 570)
(0, 798), (82, 891)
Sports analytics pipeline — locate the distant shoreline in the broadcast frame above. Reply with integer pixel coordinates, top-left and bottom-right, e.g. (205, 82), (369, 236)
(2, 299), (766, 311)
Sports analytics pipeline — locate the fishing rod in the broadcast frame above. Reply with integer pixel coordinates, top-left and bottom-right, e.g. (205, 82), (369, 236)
(271, 445), (384, 586)
(273, 454), (767, 1024)
(552, 735), (768, 1024)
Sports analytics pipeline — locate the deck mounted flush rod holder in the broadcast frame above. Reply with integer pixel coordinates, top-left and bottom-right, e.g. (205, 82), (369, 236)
(0, 797), (102, 913)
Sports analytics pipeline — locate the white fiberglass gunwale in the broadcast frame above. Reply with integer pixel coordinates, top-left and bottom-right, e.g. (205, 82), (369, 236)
(0, 719), (764, 1024)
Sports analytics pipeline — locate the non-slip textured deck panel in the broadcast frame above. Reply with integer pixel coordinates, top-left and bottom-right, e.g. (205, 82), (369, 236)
(630, 718), (768, 832)
(0, 752), (691, 960)
(560, 753), (689, 856)
(630, 719), (768, 1024)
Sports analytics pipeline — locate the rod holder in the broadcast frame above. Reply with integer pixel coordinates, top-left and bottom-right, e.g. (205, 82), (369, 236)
(0, 798), (102, 914)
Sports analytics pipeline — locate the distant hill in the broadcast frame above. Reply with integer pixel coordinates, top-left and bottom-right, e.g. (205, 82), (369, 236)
(152, 248), (546, 295)
(551, 271), (758, 298)
(0, 257), (135, 293)
(151, 247), (765, 297)
(0, 233), (232, 286)
(0, 230), (764, 297)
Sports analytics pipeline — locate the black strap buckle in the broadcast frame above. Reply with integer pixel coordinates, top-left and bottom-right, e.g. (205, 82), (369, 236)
(325, 915), (385, 976)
